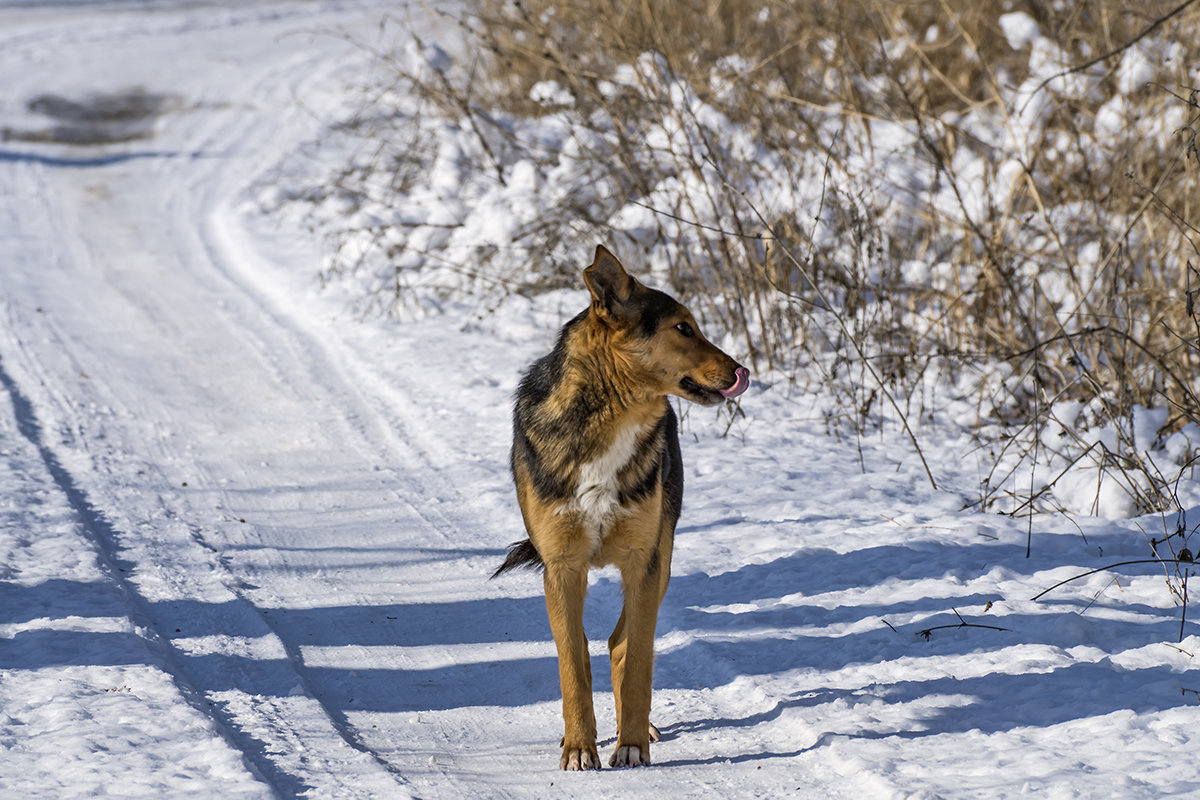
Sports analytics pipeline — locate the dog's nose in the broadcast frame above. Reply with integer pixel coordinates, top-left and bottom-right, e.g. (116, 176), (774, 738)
(719, 366), (750, 399)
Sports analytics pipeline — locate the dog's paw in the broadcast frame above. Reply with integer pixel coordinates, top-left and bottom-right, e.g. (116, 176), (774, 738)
(560, 745), (602, 771)
(649, 723), (661, 742)
(609, 744), (651, 768)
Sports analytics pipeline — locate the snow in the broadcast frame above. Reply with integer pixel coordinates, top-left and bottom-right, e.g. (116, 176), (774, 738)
(1, 1), (1199, 799)
(998, 12), (1040, 51)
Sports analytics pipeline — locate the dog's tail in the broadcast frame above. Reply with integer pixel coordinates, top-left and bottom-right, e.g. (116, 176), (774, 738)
(491, 539), (544, 578)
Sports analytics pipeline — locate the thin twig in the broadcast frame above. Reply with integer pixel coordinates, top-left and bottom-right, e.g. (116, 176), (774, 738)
(628, 200), (767, 240)
(917, 609), (1010, 641)
(1181, 571), (1191, 643)
(1024, 0), (1200, 101)
(1031, 558), (1192, 601)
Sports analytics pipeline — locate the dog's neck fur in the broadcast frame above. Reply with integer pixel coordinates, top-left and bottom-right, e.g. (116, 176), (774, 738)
(565, 312), (666, 429)
(513, 308), (669, 518)
(539, 315), (667, 530)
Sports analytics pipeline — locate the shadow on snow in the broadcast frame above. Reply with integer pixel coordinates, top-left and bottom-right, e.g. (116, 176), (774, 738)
(2, 522), (1193, 770)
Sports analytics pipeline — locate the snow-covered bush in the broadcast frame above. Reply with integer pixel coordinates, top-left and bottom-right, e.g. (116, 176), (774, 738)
(272, 0), (1200, 517)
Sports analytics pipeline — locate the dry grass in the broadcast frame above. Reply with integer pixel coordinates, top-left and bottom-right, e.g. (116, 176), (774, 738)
(312, 0), (1200, 513)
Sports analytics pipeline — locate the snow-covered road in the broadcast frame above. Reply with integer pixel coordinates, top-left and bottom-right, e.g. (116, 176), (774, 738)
(0, 4), (439, 795)
(2, 2), (1199, 798)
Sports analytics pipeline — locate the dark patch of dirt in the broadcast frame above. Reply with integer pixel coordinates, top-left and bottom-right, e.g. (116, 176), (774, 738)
(6, 88), (182, 145)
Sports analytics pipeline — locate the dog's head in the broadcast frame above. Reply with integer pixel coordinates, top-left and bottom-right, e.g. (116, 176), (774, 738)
(583, 245), (749, 406)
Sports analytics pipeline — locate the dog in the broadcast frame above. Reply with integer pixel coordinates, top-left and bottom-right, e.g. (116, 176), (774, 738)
(493, 245), (749, 770)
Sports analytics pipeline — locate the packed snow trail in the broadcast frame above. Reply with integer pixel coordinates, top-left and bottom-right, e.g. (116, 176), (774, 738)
(0, 3), (440, 796)
(3, 2), (1200, 799)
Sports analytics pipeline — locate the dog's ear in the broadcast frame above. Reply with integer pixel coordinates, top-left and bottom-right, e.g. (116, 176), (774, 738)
(584, 245), (636, 319)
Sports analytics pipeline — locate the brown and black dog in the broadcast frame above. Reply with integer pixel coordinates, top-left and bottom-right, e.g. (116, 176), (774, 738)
(494, 245), (749, 770)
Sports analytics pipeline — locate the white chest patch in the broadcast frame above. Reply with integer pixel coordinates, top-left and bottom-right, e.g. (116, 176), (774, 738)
(570, 421), (649, 545)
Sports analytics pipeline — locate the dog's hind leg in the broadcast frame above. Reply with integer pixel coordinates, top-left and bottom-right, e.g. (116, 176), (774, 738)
(607, 609), (628, 729)
(543, 559), (600, 770)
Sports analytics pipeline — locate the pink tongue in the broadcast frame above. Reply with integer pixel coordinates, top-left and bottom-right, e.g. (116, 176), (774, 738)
(719, 366), (750, 399)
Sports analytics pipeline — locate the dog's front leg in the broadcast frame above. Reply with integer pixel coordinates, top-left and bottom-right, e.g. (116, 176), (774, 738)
(609, 553), (663, 767)
(543, 561), (599, 770)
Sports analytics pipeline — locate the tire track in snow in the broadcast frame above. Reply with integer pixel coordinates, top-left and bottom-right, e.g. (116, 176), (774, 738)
(0, 344), (298, 798)
(3, 155), (385, 800)
(0, 154), (409, 798)
(0, 3), (427, 795)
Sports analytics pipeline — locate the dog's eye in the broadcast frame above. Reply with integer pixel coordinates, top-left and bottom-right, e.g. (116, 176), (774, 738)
(674, 322), (695, 338)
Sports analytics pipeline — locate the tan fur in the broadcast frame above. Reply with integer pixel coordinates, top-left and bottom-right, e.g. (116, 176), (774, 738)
(504, 245), (746, 770)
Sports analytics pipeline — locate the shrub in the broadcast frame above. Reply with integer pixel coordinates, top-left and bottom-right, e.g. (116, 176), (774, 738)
(287, 0), (1200, 513)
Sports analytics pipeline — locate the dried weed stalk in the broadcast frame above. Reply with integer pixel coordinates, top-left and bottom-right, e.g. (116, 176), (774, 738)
(305, 0), (1200, 515)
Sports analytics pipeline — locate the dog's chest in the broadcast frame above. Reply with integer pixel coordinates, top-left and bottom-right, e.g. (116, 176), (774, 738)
(571, 421), (648, 540)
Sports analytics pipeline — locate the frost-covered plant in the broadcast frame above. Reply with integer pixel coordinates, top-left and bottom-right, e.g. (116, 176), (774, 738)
(274, 0), (1200, 512)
